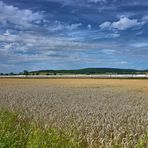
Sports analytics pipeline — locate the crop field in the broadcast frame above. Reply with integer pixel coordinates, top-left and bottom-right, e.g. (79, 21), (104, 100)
(0, 78), (148, 147)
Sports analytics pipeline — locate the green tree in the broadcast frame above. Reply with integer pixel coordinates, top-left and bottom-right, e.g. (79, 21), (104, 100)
(10, 72), (14, 75)
(36, 72), (39, 75)
(24, 70), (29, 75)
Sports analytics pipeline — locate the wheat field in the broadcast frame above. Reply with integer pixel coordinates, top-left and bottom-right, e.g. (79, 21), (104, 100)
(0, 78), (148, 147)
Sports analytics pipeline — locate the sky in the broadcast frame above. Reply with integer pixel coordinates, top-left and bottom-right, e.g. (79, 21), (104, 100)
(0, 0), (148, 73)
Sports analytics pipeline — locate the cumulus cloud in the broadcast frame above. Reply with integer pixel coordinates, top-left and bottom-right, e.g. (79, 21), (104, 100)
(46, 0), (108, 7)
(109, 33), (120, 38)
(102, 49), (116, 55)
(48, 21), (82, 32)
(0, 30), (117, 53)
(0, 0), (147, 72)
(100, 17), (144, 31)
(111, 17), (143, 30)
(99, 21), (111, 29)
(0, 27), (123, 66)
(88, 0), (106, 3)
(0, 1), (43, 28)
(0, 0), (82, 33)
(130, 42), (148, 48)
(0, 1), (108, 66)
(142, 15), (148, 22)
(46, 0), (87, 7)
(87, 24), (92, 29)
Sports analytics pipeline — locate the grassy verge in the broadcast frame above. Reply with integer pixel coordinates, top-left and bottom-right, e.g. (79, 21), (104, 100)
(0, 110), (85, 148)
(0, 110), (147, 148)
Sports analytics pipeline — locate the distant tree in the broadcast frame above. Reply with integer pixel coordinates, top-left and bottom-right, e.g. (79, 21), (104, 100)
(36, 72), (39, 75)
(0, 73), (3, 75)
(10, 72), (14, 75)
(23, 70), (29, 75)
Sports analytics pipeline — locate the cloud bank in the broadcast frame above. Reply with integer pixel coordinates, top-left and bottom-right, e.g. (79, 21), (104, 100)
(0, 0), (148, 72)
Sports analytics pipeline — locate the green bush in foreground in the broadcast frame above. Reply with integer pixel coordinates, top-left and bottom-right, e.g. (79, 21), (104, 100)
(0, 110), (84, 148)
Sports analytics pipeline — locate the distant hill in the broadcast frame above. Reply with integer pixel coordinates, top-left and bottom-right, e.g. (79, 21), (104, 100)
(30, 68), (148, 75)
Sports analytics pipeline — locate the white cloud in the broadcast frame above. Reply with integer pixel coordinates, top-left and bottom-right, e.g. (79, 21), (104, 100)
(99, 21), (111, 29)
(67, 23), (82, 30)
(112, 17), (142, 30)
(120, 61), (128, 64)
(3, 30), (11, 36)
(45, 0), (108, 7)
(0, 28), (122, 65)
(46, 0), (88, 7)
(131, 42), (148, 48)
(0, 1), (43, 28)
(88, 0), (106, 3)
(102, 49), (116, 55)
(88, 24), (92, 29)
(48, 21), (82, 31)
(142, 15), (148, 22)
(100, 17), (144, 31)
(109, 33), (120, 38)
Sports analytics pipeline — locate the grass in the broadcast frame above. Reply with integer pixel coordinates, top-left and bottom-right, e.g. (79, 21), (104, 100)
(0, 110), (147, 148)
(0, 110), (85, 148)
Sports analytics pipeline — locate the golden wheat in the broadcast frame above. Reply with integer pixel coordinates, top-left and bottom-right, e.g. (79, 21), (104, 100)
(0, 78), (148, 147)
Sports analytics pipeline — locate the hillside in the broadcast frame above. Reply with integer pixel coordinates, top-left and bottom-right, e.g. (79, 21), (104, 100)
(30, 68), (148, 75)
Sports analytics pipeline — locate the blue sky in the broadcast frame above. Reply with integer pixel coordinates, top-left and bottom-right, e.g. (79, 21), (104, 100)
(0, 0), (148, 72)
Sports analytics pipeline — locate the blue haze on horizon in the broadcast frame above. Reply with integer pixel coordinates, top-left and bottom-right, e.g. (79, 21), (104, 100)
(0, 0), (148, 72)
